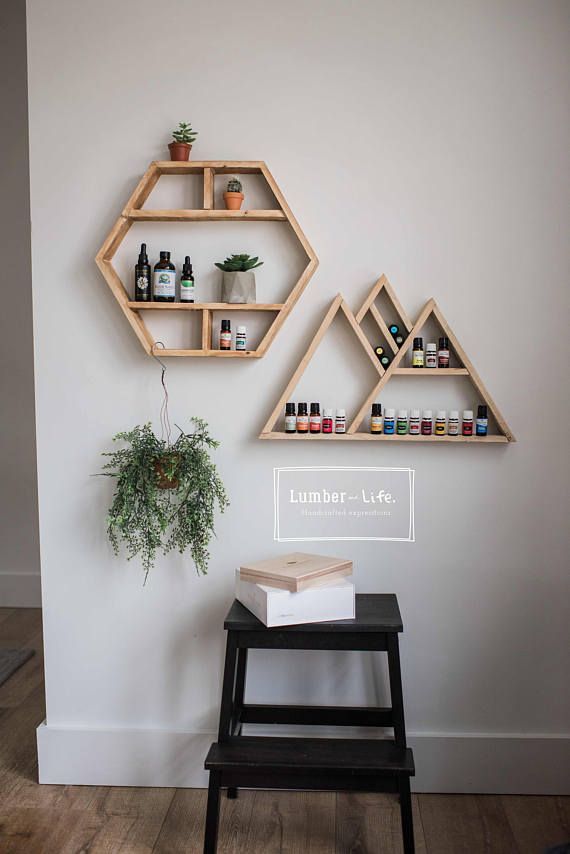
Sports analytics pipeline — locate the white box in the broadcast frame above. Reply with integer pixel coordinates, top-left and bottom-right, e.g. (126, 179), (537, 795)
(235, 570), (355, 627)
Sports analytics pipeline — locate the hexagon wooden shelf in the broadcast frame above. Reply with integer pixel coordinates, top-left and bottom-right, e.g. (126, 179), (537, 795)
(95, 161), (318, 357)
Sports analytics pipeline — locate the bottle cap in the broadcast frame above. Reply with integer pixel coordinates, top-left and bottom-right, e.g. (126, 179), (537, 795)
(395, 335), (404, 346)
(336, 409), (346, 417)
(437, 410), (446, 419)
(285, 402), (295, 414)
(159, 250), (170, 260)
(439, 336), (449, 349)
(380, 355), (391, 366)
(423, 410), (432, 418)
(182, 255), (192, 275)
(385, 409), (395, 418)
(371, 403), (382, 416)
(389, 324), (399, 335)
(463, 410), (473, 419)
(375, 346), (384, 356)
(411, 409), (420, 418)
(477, 405), (488, 418)
(413, 337), (423, 348)
(221, 319), (231, 331)
(398, 410), (408, 418)
(298, 402), (308, 413)
(310, 402), (320, 413)
(324, 408), (333, 417)
(449, 410), (459, 418)
(237, 325), (246, 334)
(138, 243), (148, 263)
(427, 342), (436, 351)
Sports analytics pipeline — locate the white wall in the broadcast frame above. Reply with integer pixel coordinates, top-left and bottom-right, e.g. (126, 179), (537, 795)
(0, 0), (40, 607)
(28, 0), (570, 792)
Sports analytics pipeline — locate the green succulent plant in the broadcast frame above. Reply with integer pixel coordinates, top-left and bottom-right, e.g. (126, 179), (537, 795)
(226, 176), (243, 193)
(100, 419), (228, 583)
(215, 254), (263, 272)
(171, 121), (198, 144)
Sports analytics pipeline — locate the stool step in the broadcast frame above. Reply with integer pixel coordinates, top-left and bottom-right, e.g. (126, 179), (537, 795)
(205, 737), (414, 777)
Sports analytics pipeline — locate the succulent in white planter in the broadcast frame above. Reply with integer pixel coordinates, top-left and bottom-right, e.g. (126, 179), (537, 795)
(215, 254), (263, 304)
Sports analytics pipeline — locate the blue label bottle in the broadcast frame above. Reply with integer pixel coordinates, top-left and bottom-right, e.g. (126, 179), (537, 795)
(384, 408), (395, 435)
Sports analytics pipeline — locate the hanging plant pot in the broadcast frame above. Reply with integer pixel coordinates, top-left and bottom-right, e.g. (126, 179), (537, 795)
(223, 191), (244, 211)
(153, 453), (180, 489)
(168, 142), (192, 162)
(221, 271), (256, 304)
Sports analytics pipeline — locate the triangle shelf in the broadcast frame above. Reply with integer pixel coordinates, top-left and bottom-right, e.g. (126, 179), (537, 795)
(260, 276), (515, 443)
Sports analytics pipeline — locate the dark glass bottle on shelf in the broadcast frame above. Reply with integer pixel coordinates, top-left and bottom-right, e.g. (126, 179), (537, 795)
(134, 243), (151, 301)
(153, 251), (176, 302)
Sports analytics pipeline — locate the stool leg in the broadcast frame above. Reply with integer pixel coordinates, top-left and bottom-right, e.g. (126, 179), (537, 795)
(387, 633), (407, 748)
(217, 633), (238, 742)
(203, 771), (222, 854)
(398, 777), (415, 854)
(227, 648), (248, 800)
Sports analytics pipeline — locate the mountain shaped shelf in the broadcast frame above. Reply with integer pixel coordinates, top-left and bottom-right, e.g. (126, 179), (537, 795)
(260, 275), (515, 443)
(95, 161), (318, 358)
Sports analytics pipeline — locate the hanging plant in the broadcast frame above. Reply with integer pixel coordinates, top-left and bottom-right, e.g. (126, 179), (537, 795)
(100, 419), (229, 583)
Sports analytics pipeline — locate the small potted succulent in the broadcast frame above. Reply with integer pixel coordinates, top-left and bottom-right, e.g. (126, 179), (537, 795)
(223, 176), (244, 211)
(215, 254), (263, 303)
(168, 121), (198, 162)
(100, 419), (228, 583)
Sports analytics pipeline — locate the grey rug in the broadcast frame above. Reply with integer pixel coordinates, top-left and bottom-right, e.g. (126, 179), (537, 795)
(0, 648), (35, 688)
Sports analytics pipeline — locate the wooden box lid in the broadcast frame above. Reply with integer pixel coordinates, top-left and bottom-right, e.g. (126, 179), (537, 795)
(238, 552), (353, 592)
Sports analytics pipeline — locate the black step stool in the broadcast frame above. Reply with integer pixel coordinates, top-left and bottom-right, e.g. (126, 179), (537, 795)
(203, 593), (415, 853)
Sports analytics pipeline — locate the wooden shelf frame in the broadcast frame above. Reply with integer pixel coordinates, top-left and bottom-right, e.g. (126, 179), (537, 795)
(259, 275), (515, 443)
(95, 161), (318, 358)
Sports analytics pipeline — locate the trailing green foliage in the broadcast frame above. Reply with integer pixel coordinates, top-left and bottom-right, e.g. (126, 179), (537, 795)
(226, 176), (243, 193)
(100, 420), (228, 583)
(215, 254), (263, 272)
(171, 121), (198, 144)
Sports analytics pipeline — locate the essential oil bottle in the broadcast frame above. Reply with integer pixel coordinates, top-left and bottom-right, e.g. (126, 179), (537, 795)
(322, 409), (333, 434)
(462, 409), (473, 436)
(435, 410), (447, 435)
(297, 403), (309, 433)
(421, 410), (433, 435)
(153, 251), (176, 302)
(396, 409), (409, 435)
(389, 324), (399, 338)
(180, 255), (195, 302)
(285, 402), (296, 434)
(426, 343), (437, 368)
(438, 336), (450, 368)
(476, 405), (488, 436)
(236, 325), (247, 351)
(412, 337), (424, 368)
(448, 410), (460, 436)
(380, 354), (391, 369)
(394, 334), (405, 348)
(384, 408), (396, 434)
(135, 243), (151, 301)
(409, 409), (421, 435)
(310, 402), (322, 433)
(370, 403), (382, 434)
(335, 409), (346, 434)
(374, 346), (385, 360)
(219, 319), (231, 350)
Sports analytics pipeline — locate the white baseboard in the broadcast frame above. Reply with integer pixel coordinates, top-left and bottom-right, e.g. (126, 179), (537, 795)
(37, 722), (570, 794)
(0, 572), (42, 607)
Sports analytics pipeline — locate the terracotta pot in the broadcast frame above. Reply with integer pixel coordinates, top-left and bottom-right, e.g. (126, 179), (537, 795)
(223, 191), (244, 211)
(153, 454), (180, 489)
(168, 142), (192, 162)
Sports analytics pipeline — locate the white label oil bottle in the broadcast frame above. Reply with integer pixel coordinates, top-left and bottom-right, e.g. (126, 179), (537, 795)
(180, 255), (195, 302)
(153, 251), (176, 301)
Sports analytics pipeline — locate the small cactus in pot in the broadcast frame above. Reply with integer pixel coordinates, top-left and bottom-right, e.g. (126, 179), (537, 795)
(223, 176), (244, 211)
(168, 121), (198, 162)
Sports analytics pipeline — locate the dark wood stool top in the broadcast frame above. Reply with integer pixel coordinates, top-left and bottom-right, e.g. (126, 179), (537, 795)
(224, 593), (403, 633)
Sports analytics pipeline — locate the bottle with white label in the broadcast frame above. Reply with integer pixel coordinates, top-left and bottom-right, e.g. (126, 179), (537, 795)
(236, 326), (247, 351)
(180, 256), (195, 303)
(426, 343), (437, 368)
(335, 409), (346, 434)
(285, 402), (296, 433)
(153, 251), (176, 302)
(409, 409), (421, 435)
(448, 411), (460, 435)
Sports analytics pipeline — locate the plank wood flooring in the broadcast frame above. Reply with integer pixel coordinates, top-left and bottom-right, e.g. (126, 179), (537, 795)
(0, 607), (568, 853)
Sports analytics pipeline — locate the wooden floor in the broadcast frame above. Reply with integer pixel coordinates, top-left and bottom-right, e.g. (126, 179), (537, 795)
(0, 607), (568, 854)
